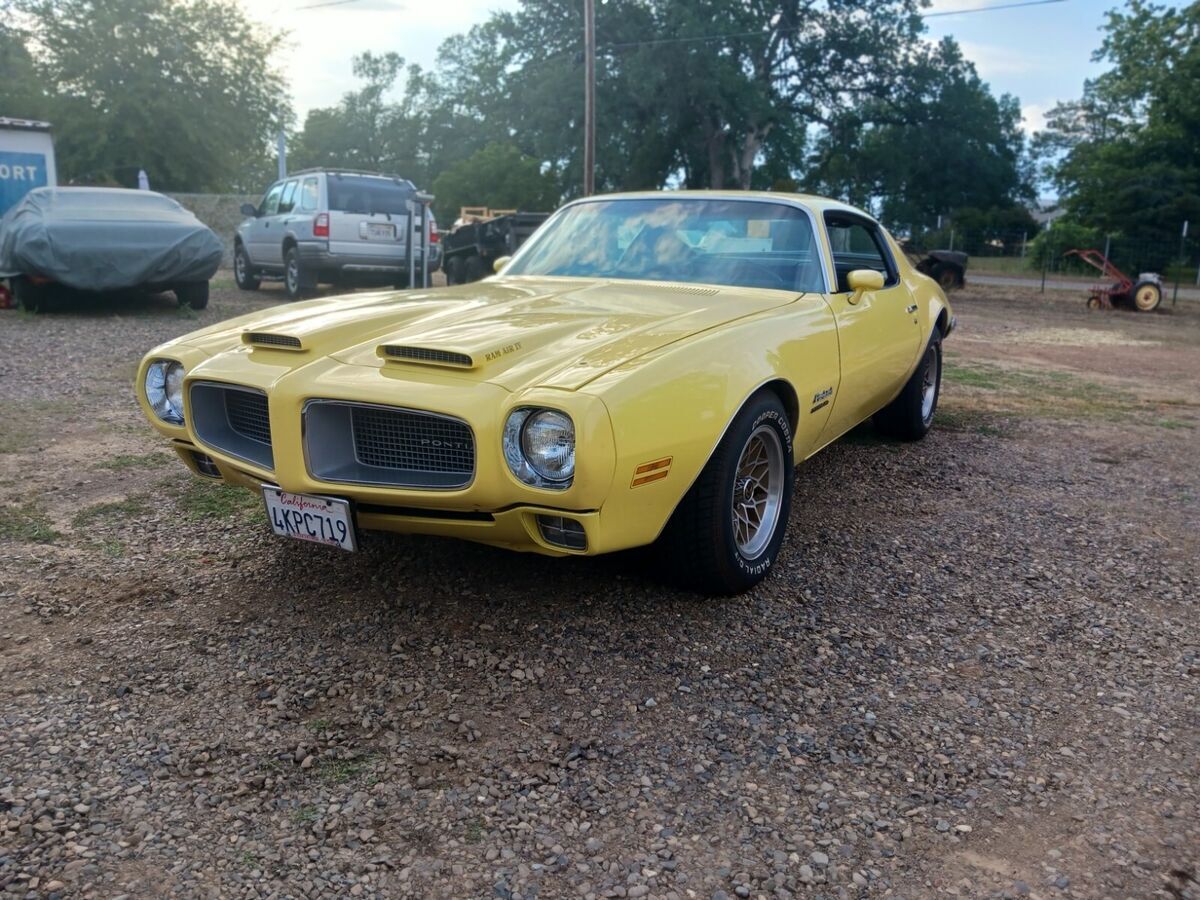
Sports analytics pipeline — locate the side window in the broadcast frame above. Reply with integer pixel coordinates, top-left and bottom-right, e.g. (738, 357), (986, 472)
(825, 216), (897, 292)
(298, 177), (319, 212)
(261, 183), (284, 217)
(277, 180), (298, 214)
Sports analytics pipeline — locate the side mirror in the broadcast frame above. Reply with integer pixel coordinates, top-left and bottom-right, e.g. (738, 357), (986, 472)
(846, 269), (884, 304)
(240, 203), (259, 218)
(493, 255), (512, 274)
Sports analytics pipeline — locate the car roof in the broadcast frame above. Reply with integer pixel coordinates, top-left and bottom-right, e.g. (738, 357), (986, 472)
(565, 190), (875, 221)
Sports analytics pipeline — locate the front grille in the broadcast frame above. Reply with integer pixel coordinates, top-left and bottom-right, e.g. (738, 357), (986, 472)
(304, 401), (475, 489)
(352, 406), (474, 473)
(381, 345), (473, 368)
(189, 382), (274, 471)
(226, 390), (271, 445)
(245, 332), (302, 350)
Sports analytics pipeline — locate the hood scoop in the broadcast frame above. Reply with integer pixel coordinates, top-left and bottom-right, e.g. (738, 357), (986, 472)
(243, 331), (304, 351)
(378, 344), (475, 369)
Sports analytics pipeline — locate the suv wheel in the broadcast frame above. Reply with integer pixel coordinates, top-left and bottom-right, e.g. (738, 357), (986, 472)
(284, 248), (314, 300)
(234, 244), (261, 291)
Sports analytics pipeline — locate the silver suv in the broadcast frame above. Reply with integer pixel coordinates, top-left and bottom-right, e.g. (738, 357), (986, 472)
(233, 169), (440, 300)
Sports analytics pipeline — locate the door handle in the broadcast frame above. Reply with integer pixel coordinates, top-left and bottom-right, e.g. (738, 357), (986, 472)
(906, 304), (917, 314)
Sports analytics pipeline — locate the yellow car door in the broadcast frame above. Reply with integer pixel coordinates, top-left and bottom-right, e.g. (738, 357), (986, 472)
(816, 214), (922, 447)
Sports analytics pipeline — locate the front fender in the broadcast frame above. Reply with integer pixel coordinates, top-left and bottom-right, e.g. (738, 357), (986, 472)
(581, 296), (839, 552)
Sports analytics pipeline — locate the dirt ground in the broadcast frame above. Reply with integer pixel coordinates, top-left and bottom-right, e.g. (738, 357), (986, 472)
(1, 279), (1197, 899)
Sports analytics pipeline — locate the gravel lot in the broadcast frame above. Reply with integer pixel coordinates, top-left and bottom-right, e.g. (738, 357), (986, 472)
(1, 279), (1197, 899)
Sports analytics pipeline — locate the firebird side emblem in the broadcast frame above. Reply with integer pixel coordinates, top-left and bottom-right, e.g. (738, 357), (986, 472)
(810, 386), (833, 413)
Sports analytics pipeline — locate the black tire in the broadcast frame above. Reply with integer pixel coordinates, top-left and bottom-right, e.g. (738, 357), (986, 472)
(936, 266), (962, 290)
(660, 391), (795, 595)
(874, 332), (942, 441)
(445, 255), (464, 286)
(463, 254), (485, 283)
(233, 243), (261, 291)
(175, 282), (209, 310)
(13, 276), (49, 313)
(1131, 279), (1162, 313)
(284, 247), (314, 300)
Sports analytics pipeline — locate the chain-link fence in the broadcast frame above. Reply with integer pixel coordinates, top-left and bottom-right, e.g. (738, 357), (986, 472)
(900, 225), (1200, 300)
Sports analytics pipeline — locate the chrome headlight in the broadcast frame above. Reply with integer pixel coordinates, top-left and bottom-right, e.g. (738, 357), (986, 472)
(144, 359), (185, 424)
(503, 408), (575, 488)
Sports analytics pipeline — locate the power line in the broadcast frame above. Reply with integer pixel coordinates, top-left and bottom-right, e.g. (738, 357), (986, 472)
(602, 0), (1067, 50)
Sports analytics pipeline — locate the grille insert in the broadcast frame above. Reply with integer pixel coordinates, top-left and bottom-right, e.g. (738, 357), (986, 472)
(381, 345), (473, 368)
(245, 332), (302, 350)
(189, 382), (274, 471)
(352, 407), (474, 473)
(226, 390), (271, 445)
(304, 401), (475, 489)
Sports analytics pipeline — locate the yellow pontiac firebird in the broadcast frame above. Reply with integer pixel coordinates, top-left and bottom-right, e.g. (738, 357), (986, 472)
(136, 192), (953, 594)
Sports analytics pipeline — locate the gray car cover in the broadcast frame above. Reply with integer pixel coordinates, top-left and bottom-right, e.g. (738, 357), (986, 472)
(0, 187), (222, 291)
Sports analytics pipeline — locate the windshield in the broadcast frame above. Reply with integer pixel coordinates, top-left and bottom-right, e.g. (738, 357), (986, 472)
(505, 197), (826, 292)
(327, 175), (415, 215)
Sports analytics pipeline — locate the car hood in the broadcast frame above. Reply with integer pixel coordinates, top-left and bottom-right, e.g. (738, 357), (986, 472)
(174, 277), (800, 391)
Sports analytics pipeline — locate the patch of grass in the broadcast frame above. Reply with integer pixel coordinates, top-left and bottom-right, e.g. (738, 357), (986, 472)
(936, 407), (1008, 437)
(175, 480), (261, 522)
(0, 399), (76, 454)
(0, 503), (59, 543)
(316, 754), (376, 785)
(72, 496), (151, 529)
(92, 538), (125, 557)
(308, 718), (331, 736)
(95, 452), (170, 472)
(464, 817), (484, 844)
(237, 850), (258, 868)
(943, 360), (1142, 422)
(1155, 418), (1194, 431)
(292, 805), (318, 824)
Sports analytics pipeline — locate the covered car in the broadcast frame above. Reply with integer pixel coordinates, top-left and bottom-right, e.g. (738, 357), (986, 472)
(0, 187), (222, 310)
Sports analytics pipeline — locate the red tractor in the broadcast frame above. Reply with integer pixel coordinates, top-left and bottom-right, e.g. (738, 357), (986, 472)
(1064, 249), (1164, 312)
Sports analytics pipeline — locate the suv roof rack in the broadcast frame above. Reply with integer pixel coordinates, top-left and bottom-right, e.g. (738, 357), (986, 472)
(288, 167), (411, 181)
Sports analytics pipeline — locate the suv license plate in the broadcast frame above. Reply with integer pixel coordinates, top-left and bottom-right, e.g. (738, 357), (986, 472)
(364, 223), (396, 240)
(262, 487), (356, 552)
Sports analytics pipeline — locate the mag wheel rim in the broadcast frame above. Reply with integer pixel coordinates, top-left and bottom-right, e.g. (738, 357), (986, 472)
(921, 345), (938, 424)
(235, 251), (246, 281)
(286, 258), (298, 293)
(732, 424), (785, 560)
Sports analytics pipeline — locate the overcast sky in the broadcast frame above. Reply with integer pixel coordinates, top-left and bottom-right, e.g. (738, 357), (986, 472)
(238, 0), (1115, 135)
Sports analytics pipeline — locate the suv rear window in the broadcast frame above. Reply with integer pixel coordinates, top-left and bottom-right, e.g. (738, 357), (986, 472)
(326, 176), (415, 216)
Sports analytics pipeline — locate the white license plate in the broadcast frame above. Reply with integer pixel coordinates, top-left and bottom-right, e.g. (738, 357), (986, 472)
(364, 223), (395, 240)
(262, 487), (356, 551)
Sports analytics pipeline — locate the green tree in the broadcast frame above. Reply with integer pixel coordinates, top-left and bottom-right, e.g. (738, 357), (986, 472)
(431, 143), (560, 222)
(805, 39), (1034, 233)
(13, 0), (290, 191)
(0, 23), (51, 120)
(1037, 1), (1199, 260)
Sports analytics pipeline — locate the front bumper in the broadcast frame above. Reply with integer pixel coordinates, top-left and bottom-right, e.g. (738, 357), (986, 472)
(143, 353), (629, 557)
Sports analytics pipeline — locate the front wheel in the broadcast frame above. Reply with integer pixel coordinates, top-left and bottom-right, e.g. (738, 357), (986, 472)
(874, 333), (942, 440)
(660, 391), (795, 595)
(13, 276), (49, 313)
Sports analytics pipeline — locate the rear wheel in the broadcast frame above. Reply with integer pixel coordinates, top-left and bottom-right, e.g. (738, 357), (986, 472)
(936, 266), (961, 290)
(445, 255), (464, 285)
(464, 254), (485, 283)
(284, 247), (314, 300)
(175, 282), (209, 310)
(234, 243), (261, 291)
(874, 333), (942, 441)
(1131, 279), (1162, 312)
(660, 391), (794, 595)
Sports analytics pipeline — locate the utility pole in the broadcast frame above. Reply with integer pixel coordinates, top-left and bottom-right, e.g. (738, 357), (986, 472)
(277, 130), (287, 180)
(583, 0), (596, 196)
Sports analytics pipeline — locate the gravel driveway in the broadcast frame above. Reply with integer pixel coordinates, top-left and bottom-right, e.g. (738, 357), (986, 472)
(1, 280), (1197, 899)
